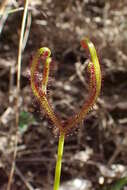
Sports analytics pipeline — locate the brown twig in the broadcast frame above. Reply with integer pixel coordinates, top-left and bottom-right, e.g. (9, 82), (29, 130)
(3, 152), (34, 190)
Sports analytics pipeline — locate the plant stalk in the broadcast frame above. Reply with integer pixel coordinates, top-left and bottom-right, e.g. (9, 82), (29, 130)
(53, 132), (65, 190)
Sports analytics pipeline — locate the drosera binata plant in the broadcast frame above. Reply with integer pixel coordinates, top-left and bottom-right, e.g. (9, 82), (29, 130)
(30, 38), (101, 190)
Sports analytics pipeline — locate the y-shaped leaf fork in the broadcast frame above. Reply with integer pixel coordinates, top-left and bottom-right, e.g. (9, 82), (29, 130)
(30, 38), (101, 134)
(30, 38), (101, 190)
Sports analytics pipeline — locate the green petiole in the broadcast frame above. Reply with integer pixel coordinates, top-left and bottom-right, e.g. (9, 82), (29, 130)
(53, 133), (65, 190)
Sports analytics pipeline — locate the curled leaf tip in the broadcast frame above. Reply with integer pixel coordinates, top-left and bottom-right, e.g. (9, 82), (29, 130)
(39, 47), (51, 58)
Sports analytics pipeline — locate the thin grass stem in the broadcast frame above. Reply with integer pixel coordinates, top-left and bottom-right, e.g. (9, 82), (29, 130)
(7, 1), (29, 189)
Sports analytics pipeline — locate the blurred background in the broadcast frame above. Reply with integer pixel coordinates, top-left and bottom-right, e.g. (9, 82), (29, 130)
(0, 0), (127, 189)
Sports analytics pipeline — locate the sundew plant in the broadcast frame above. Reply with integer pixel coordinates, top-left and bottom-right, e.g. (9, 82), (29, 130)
(30, 38), (101, 190)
